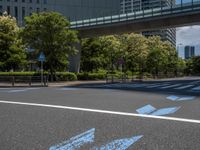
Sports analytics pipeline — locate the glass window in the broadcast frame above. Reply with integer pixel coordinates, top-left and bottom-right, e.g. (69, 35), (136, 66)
(36, 8), (40, 13)
(7, 6), (10, 15)
(15, 6), (18, 19)
(0, 5), (2, 15)
(22, 7), (25, 18)
(43, 0), (47, 4)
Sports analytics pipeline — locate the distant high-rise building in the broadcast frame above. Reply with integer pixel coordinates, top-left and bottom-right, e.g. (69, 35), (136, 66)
(185, 46), (195, 59)
(120, 0), (176, 47)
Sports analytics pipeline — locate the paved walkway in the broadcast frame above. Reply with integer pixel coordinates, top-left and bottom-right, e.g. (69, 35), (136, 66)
(48, 80), (106, 87)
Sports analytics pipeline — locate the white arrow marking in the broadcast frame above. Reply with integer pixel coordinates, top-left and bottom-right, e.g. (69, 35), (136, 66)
(49, 128), (95, 150)
(92, 135), (143, 150)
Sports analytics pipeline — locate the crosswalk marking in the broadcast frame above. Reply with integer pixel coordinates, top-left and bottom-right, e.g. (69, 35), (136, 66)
(174, 85), (194, 90)
(160, 84), (182, 89)
(146, 84), (169, 88)
(128, 84), (147, 88)
(90, 82), (200, 92)
(189, 81), (200, 84)
(192, 86), (200, 91)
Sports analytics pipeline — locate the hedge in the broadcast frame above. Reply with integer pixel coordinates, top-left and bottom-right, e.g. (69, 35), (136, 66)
(77, 72), (106, 80)
(0, 72), (77, 81)
(55, 72), (77, 81)
(0, 72), (41, 76)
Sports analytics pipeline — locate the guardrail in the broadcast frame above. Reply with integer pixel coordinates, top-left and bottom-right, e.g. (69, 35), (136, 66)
(70, 1), (200, 29)
(0, 76), (48, 87)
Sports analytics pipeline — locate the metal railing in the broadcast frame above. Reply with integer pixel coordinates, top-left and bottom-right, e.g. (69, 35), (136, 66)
(0, 76), (48, 87)
(70, 1), (200, 29)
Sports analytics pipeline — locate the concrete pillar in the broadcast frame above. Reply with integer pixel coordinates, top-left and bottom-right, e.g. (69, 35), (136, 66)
(68, 42), (81, 73)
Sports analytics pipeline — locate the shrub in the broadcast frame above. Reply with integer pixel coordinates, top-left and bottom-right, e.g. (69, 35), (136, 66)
(0, 72), (77, 81)
(0, 72), (40, 76)
(55, 72), (77, 81)
(77, 72), (106, 80)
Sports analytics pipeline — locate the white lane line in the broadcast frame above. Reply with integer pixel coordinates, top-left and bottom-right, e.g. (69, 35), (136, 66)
(192, 86), (200, 91)
(174, 85), (194, 90)
(160, 84), (182, 89)
(0, 100), (200, 124)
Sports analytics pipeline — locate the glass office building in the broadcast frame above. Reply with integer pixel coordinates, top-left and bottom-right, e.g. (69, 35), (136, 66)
(120, 0), (176, 47)
(0, 0), (121, 25)
(185, 46), (195, 59)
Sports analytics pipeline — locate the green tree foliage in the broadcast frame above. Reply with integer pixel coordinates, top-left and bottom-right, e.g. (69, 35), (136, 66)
(121, 34), (148, 75)
(81, 36), (120, 72)
(191, 56), (200, 74)
(163, 41), (178, 75)
(146, 36), (179, 77)
(80, 33), (184, 78)
(146, 36), (168, 76)
(185, 56), (200, 75)
(21, 12), (78, 79)
(176, 57), (186, 75)
(0, 12), (27, 71)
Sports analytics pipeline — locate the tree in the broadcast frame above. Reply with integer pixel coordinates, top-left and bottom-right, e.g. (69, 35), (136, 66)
(21, 12), (78, 80)
(81, 38), (104, 72)
(121, 33), (148, 77)
(0, 12), (27, 71)
(162, 41), (178, 76)
(99, 36), (121, 72)
(176, 57), (186, 76)
(191, 56), (200, 74)
(186, 56), (200, 75)
(81, 36), (120, 72)
(146, 36), (168, 77)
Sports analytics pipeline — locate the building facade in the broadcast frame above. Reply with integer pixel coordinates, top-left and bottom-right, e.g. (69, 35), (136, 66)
(120, 0), (176, 47)
(185, 46), (195, 59)
(0, 0), (121, 25)
(177, 45), (198, 59)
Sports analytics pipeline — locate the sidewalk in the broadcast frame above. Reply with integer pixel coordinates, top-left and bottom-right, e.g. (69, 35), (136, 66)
(48, 80), (106, 87)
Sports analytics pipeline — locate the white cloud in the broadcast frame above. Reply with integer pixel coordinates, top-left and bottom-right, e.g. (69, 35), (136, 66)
(176, 25), (200, 46)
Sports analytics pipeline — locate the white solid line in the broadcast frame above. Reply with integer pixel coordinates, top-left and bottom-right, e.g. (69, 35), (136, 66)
(0, 100), (200, 124)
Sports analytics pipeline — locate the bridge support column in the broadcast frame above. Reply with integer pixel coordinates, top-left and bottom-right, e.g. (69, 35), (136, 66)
(68, 42), (81, 73)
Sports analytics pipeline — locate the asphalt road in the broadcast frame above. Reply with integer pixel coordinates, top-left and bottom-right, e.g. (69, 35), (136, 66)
(0, 80), (200, 150)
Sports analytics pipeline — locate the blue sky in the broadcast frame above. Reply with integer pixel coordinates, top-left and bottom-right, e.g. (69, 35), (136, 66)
(177, 26), (200, 46)
(175, 0), (200, 55)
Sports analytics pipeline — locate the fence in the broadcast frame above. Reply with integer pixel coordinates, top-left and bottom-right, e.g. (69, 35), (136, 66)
(0, 76), (48, 87)
(106, 72), (186, 83)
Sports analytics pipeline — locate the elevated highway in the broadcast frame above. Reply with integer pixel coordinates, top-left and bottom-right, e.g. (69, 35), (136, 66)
(70, 1), (200, 37)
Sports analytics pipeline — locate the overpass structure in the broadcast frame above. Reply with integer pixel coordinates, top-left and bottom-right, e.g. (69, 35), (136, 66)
(70, 1), (200, 38)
